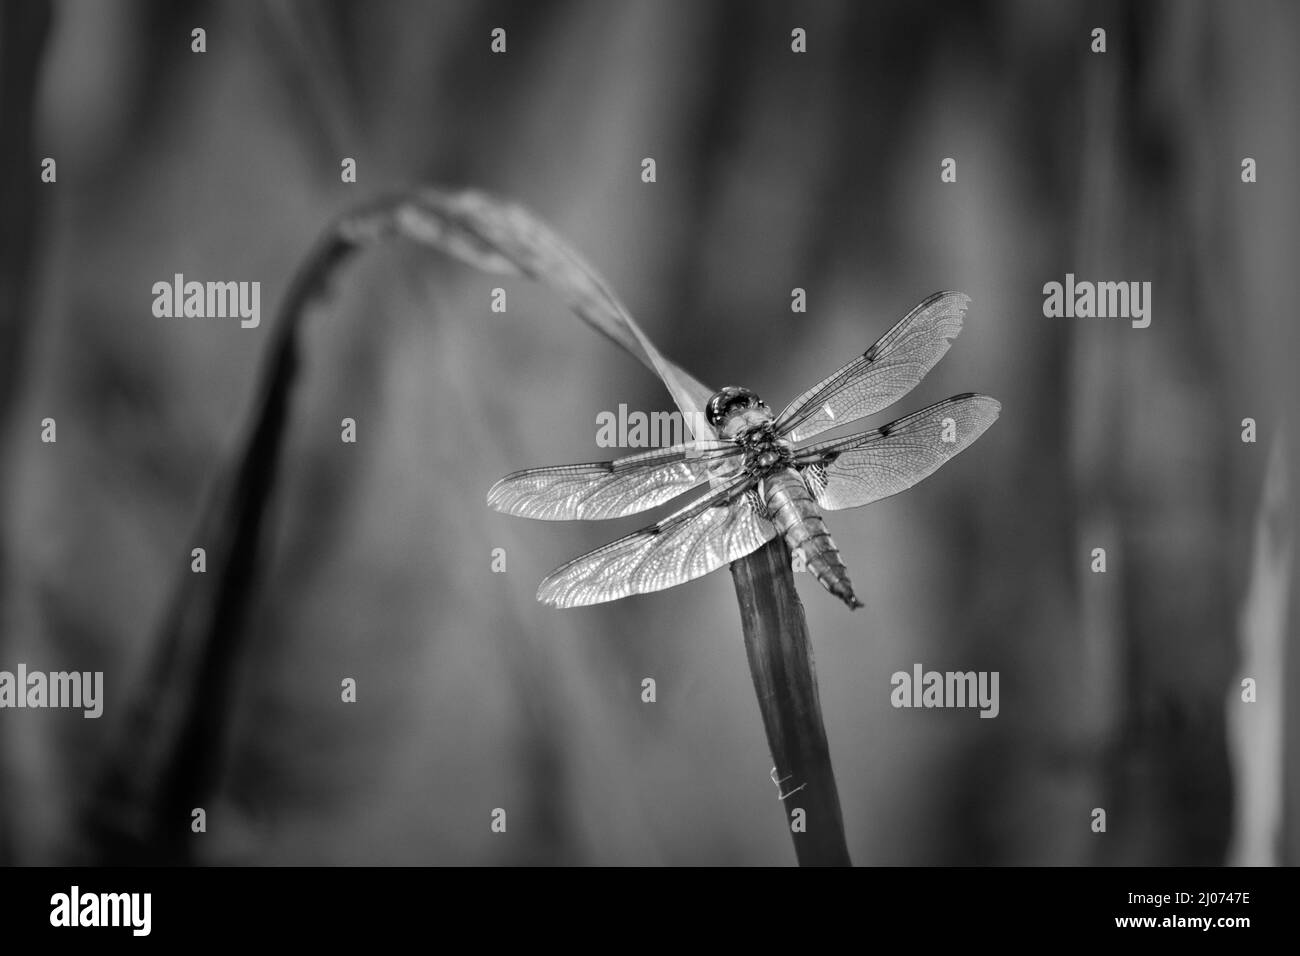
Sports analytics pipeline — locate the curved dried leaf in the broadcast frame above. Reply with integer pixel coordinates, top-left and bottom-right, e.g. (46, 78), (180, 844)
(395, 189), (715, 434)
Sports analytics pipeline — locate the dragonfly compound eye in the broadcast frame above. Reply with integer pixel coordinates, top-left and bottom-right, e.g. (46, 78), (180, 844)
(706, 386), (762, 428)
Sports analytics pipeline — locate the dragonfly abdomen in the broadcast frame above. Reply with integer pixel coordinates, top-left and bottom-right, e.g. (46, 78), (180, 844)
(761, 468), (862, 610)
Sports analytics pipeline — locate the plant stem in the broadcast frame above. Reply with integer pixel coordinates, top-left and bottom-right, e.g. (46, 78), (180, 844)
(731, 539), (852, 866)
(86, 225), (368, 862)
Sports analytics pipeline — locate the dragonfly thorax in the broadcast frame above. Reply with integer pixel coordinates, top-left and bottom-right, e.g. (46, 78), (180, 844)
(738, 421), (793, 473)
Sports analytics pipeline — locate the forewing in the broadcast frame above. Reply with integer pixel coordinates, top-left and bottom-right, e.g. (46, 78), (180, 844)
(487, 441), (739, 521)
(775, 291), (971, 443)
(537, 479), (777, 607)
(795, 394), (1000, 511)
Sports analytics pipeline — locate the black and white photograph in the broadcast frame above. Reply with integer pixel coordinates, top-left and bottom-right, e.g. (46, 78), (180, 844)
(0, 0), (1295, 937)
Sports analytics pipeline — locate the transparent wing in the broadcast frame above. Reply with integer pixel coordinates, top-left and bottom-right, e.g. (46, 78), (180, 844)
(775, 291), (971, 443)
(537, 479), (777, 607)
(487, 440), (740, 521)
(794, 394), (1000, 511)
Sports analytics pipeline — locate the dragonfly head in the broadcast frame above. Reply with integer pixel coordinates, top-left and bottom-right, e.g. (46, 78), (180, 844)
(706, 386), (773, 439)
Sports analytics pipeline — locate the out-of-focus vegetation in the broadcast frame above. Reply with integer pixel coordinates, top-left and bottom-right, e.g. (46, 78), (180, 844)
(0, 0), (1294, 865)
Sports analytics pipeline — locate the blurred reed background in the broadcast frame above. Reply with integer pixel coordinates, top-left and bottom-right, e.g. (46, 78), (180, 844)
(0, 0), (1295, 865)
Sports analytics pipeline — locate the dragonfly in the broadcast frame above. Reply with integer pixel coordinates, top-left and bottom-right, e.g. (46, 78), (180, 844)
(488, 291), (1000, 610)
